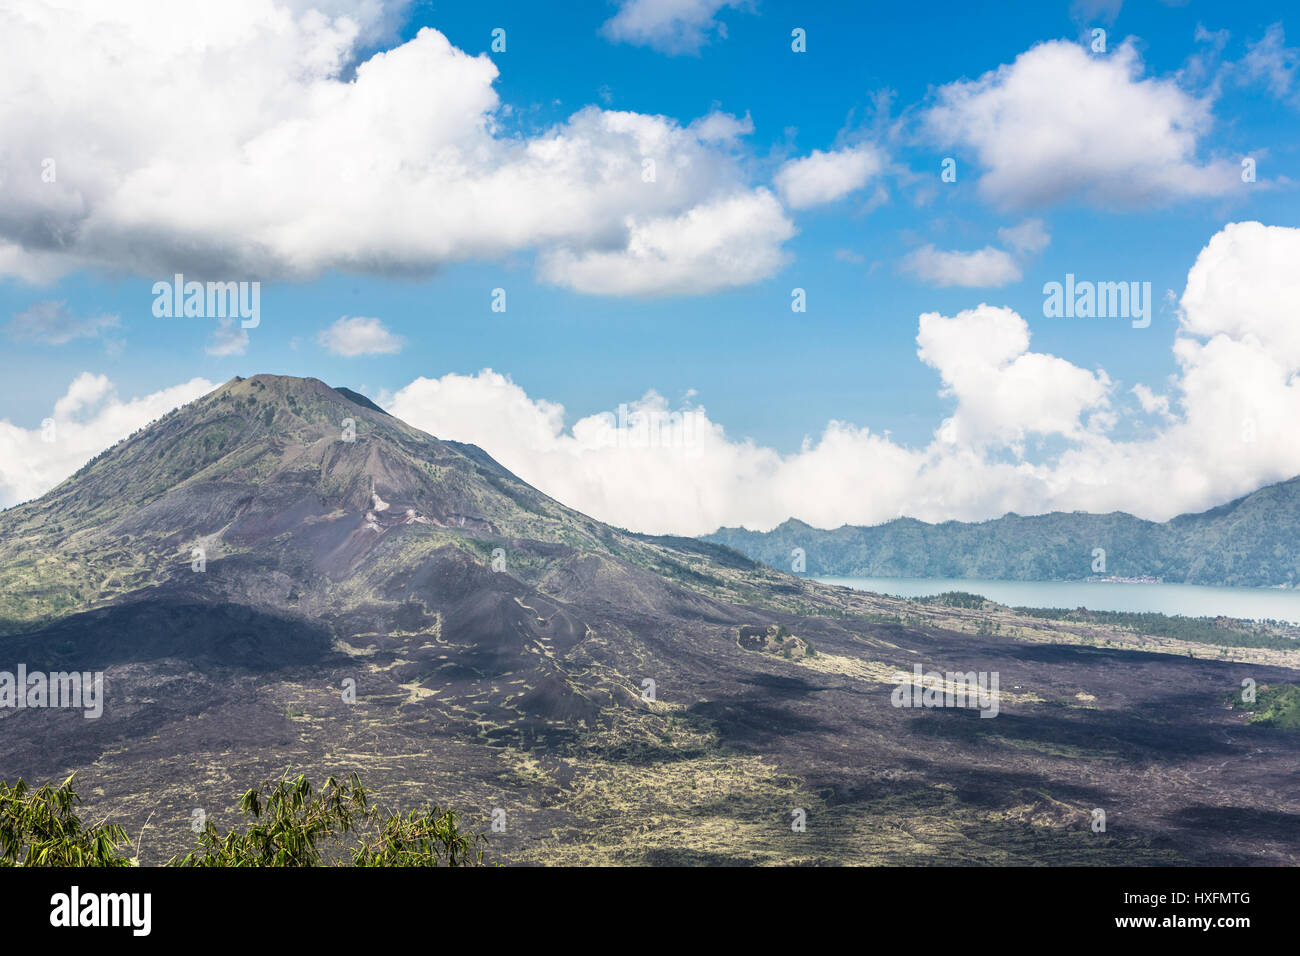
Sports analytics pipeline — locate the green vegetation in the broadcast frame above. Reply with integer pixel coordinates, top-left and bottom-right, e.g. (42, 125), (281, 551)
(654, 557), (726, 589)
(0, 772), (485, 867)
(1247, 684), (1300, 729)
(1225, 683), (1300, 730)
(917, 591), (989, 609)
(0, 775), (132, 866)
(1014, 607), (1300, 650)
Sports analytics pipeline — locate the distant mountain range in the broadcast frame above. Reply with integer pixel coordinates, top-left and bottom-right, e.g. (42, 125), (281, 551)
(704, 477), (1300, 587)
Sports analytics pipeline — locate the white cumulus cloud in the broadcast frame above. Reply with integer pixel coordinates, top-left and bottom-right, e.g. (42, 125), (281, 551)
(600, 0), (751, 55)
(0, 2), (789, 297)
(902, 220), (1050, 289)
(925, 39), (1241, 209)
(901, 245), (1022, 287)
(773, 146), (885, 210)
(537, 190), (794, 296)
(317, 316), (405, 356)
(917, 304), (1112, 446)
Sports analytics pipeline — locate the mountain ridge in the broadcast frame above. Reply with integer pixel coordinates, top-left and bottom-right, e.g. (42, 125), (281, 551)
(704, 476), (1300, 586)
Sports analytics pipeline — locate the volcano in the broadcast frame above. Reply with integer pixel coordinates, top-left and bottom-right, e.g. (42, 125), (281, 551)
(1, 374), (1297, 865)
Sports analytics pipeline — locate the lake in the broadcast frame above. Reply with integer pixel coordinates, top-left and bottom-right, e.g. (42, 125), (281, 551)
(815, 576), (1300, 624)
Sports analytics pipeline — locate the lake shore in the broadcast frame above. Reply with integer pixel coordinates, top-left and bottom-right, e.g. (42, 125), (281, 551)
(816, 575), (1300, 625)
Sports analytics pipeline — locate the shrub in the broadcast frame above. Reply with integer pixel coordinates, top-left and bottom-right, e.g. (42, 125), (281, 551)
(0, 774), (132, 866)
(172, 772), (485, 867)
(0, 772), (484, 867)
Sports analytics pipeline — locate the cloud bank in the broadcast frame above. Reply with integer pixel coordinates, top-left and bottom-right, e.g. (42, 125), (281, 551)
(385, 222), (1300, 534)
(7, 224), (1296, 535)
(5, 223), (1296, 535)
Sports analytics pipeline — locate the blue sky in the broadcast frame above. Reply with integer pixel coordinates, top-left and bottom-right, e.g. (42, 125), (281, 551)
(2, 0), (1299, 533)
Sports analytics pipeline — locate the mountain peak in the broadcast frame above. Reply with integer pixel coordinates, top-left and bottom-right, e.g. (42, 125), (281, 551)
(0, 373), (626, 630)
(210, 374), (389, 422)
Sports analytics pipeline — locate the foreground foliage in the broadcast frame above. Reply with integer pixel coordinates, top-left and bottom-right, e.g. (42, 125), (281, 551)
(0, 772), (485, 866)
(0, 775), (132, 866)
